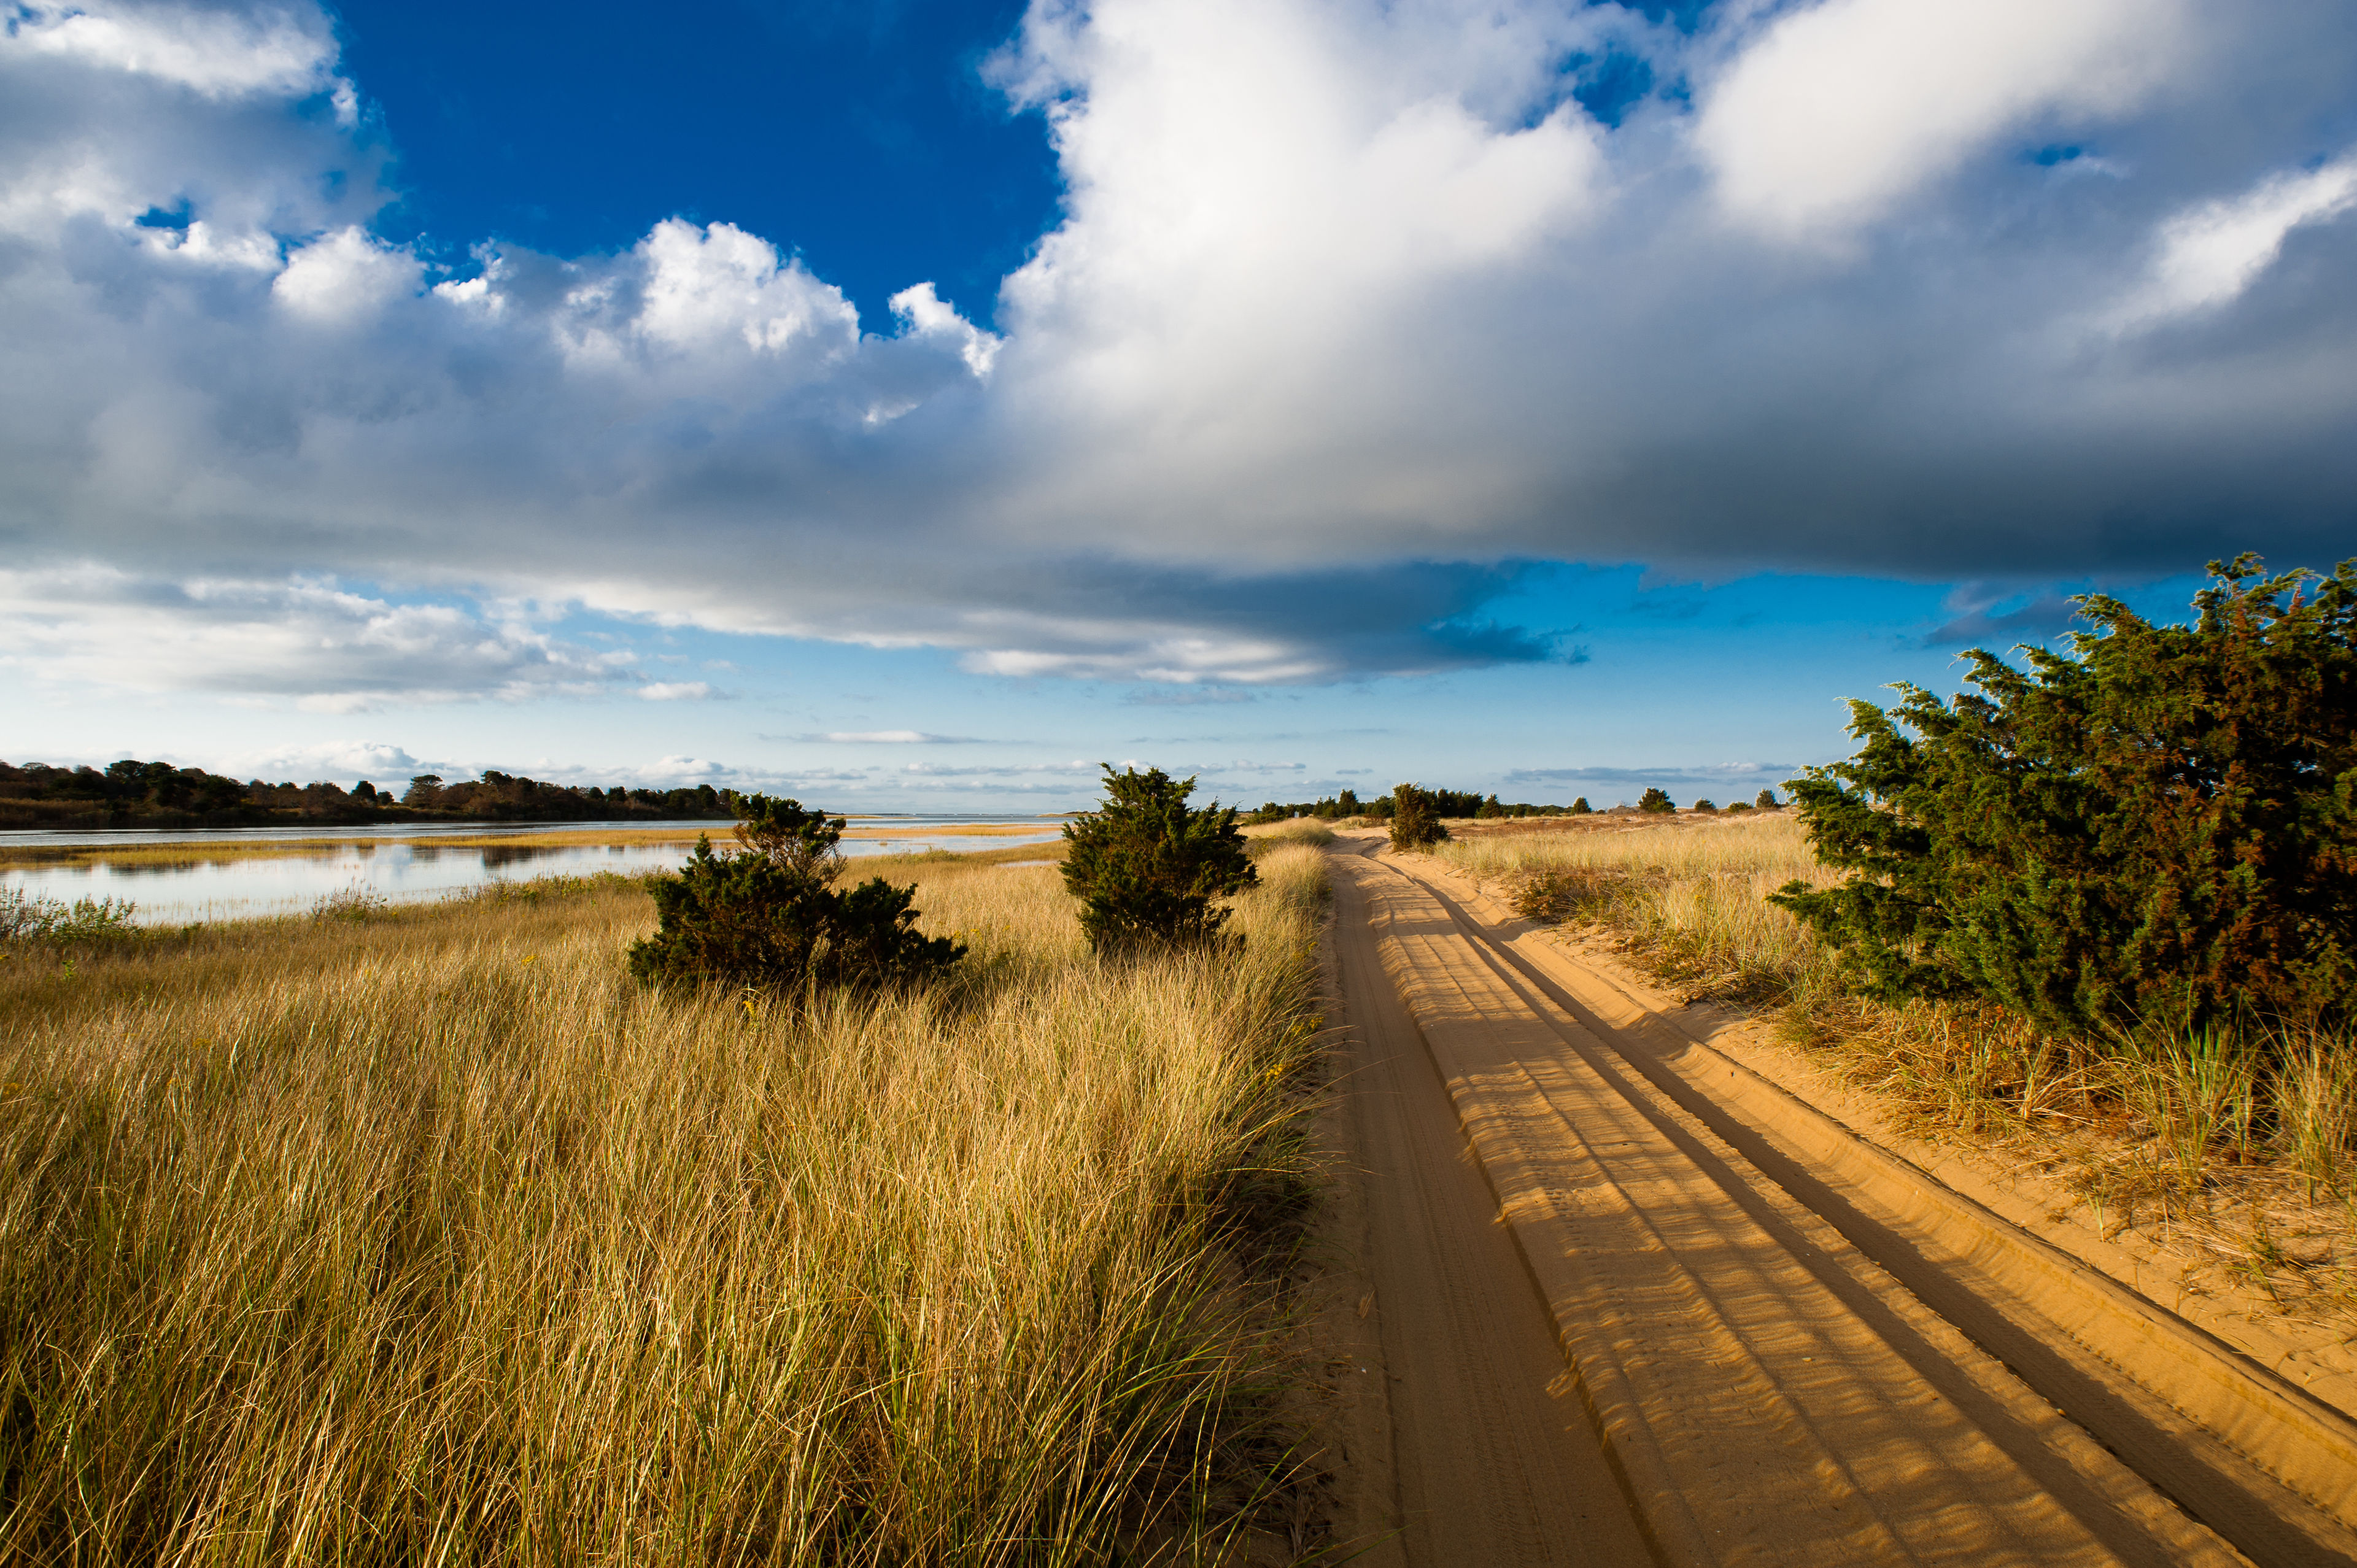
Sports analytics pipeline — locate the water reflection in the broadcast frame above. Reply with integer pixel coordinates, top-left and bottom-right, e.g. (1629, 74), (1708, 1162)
(1, 831), (1058, 925)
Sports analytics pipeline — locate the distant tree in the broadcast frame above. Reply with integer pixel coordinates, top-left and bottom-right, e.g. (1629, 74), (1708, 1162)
(1062, 766), (1259, 954)
(1755, 788), (1780, 809)
(1638, 787), (1675, 814)
(1691, 798), (1718, 813)
(403, 774), (444, 807)
(629, 794), (964, 995)
(1773, 556), (2357, 1038)
(1569, 797), (1592, 815)
(1390, 783), (1450, 849)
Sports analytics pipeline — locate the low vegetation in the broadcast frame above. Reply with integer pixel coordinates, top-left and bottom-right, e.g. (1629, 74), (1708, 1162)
(627, 795), (964, 995)
(1387, 784), (1450, 851)
(0, 847), (1333, 1564)
(1061, 767), (1258, 955)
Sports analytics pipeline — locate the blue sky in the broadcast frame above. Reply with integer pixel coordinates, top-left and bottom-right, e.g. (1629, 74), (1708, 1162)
(2, 1), (2352, 811)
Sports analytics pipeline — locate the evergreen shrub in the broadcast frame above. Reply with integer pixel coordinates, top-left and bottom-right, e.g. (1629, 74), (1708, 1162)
(1638, 788), (1675, 814)
(1062, 766), (1258, 954)
(1773, 557), (2357, 1038)
(1388, 783), (1450, 850)
(628, 795), (964, 995)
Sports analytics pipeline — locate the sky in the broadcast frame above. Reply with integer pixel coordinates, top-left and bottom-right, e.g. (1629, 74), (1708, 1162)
(2, 0), (2353, 812)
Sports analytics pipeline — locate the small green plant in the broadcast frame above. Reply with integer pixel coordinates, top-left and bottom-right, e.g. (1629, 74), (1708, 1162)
(1755, 788), (1780, 809)
(1, 888), (139, 944)
(1691, 798), (1718, 814)
(1062, 766), (1258, 953)
(1638, 787), (1675, 814)
(311, 882), (390, 922)
(1388, 783), (1449, 850)
(628, 795), (963, 994)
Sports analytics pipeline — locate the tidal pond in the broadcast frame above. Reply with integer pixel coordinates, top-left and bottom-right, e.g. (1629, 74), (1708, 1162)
(1, 818), (1064, 925)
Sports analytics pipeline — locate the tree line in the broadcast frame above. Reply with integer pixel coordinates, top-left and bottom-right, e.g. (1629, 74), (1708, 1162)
(0, 759), (741, 830)
(1245, 787), (1593, 823)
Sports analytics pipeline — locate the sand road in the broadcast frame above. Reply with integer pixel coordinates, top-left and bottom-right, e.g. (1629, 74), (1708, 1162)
(1322, 835), (2357, 1567)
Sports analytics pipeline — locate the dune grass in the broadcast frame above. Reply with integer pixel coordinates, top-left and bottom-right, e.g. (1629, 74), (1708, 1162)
(1437, 813), (1836, 1006)
(0, 849), (1331, 1565)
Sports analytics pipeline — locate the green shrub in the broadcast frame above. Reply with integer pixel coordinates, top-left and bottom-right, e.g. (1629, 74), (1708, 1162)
(1062, 766), (1258, 953)
(1755, 788), (1780, 809)
(1, 889), (140, 944)
(1638, 787), (1675, 814)
(1388, 783), (1450, 850)
(628, 795), (963, 994)
(1692, 798), (1719, 814)
(1774, 555), (2357, 1038)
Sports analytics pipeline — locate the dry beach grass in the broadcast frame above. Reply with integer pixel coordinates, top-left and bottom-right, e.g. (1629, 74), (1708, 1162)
(0, 848), (1331, 1565)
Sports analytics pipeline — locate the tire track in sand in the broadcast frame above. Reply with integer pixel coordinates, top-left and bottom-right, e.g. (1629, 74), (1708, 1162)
(1328, 836), (2357, 1566)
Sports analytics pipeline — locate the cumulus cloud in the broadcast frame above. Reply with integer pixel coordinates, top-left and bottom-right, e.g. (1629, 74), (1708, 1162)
(0, 567), (639, 709)
(225, 739), (430, 782)
(4, 1), (341, 101)
(1693, 0), (2189, 241)
(2107, 155), (2357, 328)
(2, 0), (2355, 705)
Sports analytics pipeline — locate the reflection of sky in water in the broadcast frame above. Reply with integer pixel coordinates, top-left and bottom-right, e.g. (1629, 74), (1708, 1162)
(1, 833), (1059, 925)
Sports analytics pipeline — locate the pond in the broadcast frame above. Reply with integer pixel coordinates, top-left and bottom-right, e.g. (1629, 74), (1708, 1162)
(0, 818), (1067, 925)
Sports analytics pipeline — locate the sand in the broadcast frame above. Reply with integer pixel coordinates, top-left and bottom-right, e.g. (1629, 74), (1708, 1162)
(1320, 832), (2356, 1566)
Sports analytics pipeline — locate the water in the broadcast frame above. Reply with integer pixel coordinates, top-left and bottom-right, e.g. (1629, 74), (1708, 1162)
(0, 819), (1066, 925)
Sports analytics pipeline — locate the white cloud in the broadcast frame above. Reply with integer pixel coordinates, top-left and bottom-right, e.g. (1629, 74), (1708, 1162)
(0, 0), (2353, 706)
(2108, 154), (2357, 327)
(631, 219), (859, 358)
(637, 681), (716, 701)
(0, 566), (640, 708)
(3, 1), (339, 99)
(1695, 0), (2189, 241)
(226, 740), (430, 782)
(818, 730), (977, 744)
(273, 226), (423, 320)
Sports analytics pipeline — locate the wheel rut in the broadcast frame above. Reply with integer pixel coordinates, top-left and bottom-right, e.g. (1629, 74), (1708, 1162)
(1323, 834), (2357, 1567)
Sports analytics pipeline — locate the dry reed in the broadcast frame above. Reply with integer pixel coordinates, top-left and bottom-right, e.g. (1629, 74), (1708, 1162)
(0, 849), (1330, 1565)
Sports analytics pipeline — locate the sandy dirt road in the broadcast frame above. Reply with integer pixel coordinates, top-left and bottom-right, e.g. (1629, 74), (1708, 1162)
(1322, 835), (2357, 1567)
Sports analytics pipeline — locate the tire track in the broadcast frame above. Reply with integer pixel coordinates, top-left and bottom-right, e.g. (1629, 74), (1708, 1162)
(1329, 836), (2357, 1566)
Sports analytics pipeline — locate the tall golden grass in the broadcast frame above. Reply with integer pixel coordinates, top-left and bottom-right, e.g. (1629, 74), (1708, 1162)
(1437, 813), (1836, 1005)
(0, 849), (1329, 1564)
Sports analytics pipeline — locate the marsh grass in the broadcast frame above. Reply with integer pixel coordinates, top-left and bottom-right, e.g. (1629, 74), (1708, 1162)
(1243, 821), (1336, 850)
(1439, 814), (1835, 1006)
(1433, 817), (2357, 1319)
(0, 849), (1331, 1564)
